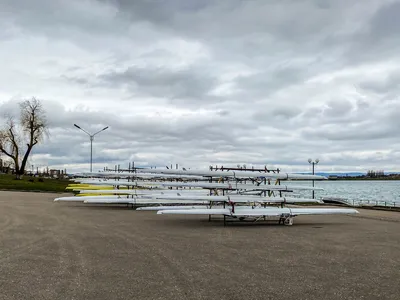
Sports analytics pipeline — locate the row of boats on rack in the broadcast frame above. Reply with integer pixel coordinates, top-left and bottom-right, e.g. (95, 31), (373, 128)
(53, 168), (359, 226)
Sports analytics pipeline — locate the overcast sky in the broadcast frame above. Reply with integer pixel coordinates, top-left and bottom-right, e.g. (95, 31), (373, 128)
(1, 0), (400, 174)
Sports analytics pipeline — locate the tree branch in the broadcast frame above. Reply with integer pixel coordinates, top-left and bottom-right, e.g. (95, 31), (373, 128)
(0, 146), (16, 160)
(8, 124), (19, 156)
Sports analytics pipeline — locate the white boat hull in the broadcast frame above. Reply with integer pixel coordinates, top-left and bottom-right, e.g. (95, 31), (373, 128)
(72, 180), (323, 192)
(157, 207), (359, 216)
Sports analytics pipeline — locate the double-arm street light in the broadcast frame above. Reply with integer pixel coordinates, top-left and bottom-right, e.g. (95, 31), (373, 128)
(74, 124), (109, 172)
(308, 158), (320, 199)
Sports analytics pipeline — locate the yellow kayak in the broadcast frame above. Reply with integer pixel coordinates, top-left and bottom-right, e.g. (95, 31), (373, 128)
(65, 185), (130, 190)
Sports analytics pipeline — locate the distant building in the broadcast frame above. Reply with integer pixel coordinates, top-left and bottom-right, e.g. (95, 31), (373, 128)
(48, 169), (67, 178)
(49, 169), (61, 178)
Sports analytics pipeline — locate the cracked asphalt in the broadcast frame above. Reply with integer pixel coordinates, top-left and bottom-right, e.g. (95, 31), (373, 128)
(0, 191), (399, 300)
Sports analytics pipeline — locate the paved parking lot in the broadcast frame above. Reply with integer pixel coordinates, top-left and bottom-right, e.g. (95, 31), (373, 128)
(0, 191), (399, 300)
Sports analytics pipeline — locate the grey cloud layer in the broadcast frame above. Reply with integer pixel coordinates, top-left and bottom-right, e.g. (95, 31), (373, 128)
(1, 0), (400, 172)
(97, 65), (219, 104)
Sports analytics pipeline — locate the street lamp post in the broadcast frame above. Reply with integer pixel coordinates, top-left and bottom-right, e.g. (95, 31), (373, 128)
(308, 158), (319, 199)
(74, 124), (109, 172)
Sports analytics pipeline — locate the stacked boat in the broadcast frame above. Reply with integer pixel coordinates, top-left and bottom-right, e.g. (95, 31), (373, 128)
(54, 167), (359, 226)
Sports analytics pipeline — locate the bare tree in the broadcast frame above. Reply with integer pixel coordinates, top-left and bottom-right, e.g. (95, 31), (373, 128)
(0, 97), (49, 178)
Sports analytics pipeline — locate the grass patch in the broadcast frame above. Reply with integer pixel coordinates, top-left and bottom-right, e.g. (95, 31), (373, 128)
(0, 174), (70, 193)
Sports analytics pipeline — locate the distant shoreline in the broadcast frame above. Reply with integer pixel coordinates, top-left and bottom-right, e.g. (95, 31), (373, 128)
(327, 177), (400, 181)
(293, 177), (400, 181)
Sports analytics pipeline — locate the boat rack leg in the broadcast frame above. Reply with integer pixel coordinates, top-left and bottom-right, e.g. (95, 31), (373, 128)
(254, 216), (264, 223)
(283, 216), (294, 226)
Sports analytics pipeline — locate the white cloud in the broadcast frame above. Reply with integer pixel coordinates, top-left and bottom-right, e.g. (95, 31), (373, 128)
(1, 0), (400, 174)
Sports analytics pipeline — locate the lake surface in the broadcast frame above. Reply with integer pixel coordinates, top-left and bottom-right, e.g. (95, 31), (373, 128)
(285, 180), (400, 206)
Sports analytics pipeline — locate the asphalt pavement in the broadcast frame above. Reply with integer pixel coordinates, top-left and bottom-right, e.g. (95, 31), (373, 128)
(0, 191), (399, 300)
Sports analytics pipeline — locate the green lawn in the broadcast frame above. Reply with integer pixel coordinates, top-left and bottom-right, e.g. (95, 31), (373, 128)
(0, 174), (70, 193)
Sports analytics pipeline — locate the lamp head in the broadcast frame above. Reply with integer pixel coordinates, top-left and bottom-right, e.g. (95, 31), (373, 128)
(102, 126), (109, 131)
(74, 124), (81, 129)
(316, 158), (320, 164)
(308, 158), (312, 164)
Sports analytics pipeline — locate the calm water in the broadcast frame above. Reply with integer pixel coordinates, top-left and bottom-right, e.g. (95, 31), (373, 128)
(289, 180), (400, 206)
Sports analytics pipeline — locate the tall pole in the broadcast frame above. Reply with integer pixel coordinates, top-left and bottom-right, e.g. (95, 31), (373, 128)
(90, 136), (94, 172)
(74, 124), (108, 173)
(312, 162), (315, 199)
(308, 158), (319, 199)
